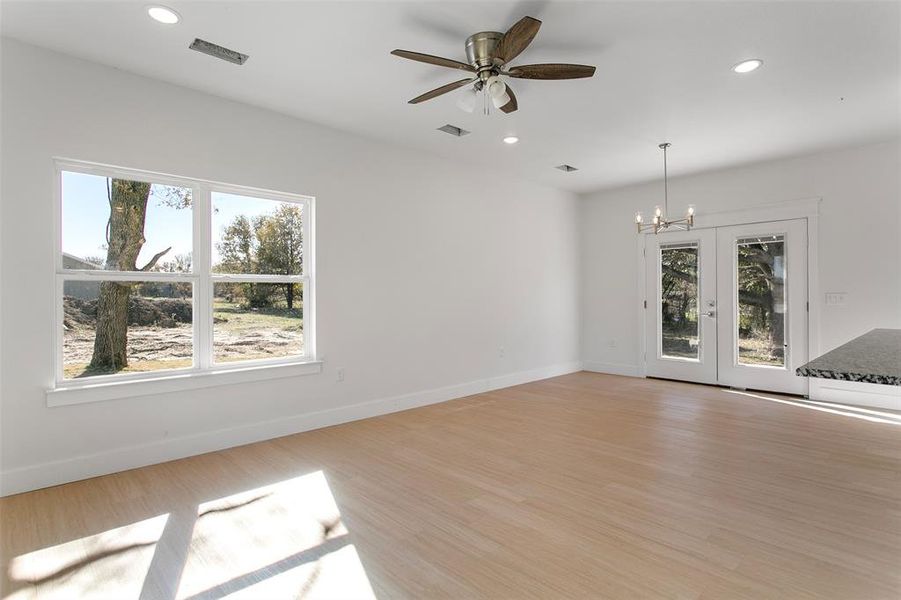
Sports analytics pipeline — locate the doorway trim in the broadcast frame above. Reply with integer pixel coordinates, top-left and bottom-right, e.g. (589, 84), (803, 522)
(635, 197), (821, 386)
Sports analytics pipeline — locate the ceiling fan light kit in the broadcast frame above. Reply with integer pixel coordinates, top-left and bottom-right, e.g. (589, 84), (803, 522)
(635, 143), (696, 234)
(391, 16), (596, 115)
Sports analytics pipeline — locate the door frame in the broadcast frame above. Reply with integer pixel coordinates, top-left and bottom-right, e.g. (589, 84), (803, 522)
(635, 197), (821, 389)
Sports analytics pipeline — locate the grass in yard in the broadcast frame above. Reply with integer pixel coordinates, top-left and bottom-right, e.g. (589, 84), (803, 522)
(212, 300), (303, 363)
(64, 358), (193, 379)
(212, 301), (302, 334)
(738, 334), (784, 366)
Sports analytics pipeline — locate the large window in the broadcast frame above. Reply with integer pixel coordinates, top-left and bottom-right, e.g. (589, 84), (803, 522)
(55, 160), (314, 386)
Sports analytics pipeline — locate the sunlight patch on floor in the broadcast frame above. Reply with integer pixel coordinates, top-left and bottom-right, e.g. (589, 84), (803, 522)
(6, 513), (169, 600)
(724, 389), (901, 425)
(176, 470), (375, 600)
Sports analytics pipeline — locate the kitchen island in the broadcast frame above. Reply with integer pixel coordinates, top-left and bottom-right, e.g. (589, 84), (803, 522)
(796, 328), (901, 386)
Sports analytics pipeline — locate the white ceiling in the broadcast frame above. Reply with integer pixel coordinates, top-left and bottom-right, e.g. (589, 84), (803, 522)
(2, 1), (899, 193)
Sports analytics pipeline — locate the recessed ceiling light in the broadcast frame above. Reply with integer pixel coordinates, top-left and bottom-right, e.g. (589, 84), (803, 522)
(503, 136), (519, 144)
(147, 5), (180, 24)
(732, 59), (763, 74)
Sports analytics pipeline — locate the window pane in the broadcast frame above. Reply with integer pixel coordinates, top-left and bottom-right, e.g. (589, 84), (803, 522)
(63, 280), (193, 379)
(660, 244), (699, 360)
(62, 171), (192, 273)
(737, 235), (786, 367)
(213, 282), (303, 363)
(212, 192), (303, 276)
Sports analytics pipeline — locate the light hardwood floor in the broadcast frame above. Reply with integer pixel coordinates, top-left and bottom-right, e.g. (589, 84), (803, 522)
(2, 372), (900, 599)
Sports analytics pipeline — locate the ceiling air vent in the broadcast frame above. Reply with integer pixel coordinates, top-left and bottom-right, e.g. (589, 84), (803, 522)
(555, 164), (579, 172)
(437, 124), (470, 137)
(189, 38), (249, 65)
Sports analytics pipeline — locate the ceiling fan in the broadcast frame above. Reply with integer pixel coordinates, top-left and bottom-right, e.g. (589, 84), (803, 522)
(391, 16), (596, 114)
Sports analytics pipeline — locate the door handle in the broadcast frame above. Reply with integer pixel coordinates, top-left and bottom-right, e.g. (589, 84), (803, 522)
(702, 310), (716, 317)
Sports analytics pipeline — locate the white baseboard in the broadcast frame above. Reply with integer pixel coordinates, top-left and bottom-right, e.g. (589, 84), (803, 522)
(582, 361), (641, 377)
(809, 379), (901, 410)
(0, 361), (582, 497)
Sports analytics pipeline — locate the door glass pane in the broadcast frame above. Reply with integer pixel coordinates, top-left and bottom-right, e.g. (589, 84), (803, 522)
(660, 243), (699, 360)
(736, 235), (786, 367)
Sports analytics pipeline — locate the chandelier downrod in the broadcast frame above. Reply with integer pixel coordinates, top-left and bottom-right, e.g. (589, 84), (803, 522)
(660, 142), (670, 217)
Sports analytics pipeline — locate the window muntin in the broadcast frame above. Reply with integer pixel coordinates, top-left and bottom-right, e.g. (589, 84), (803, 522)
(56, 162), (314, 385)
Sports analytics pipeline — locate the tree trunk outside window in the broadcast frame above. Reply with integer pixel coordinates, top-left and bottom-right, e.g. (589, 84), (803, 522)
(88, 179), (169, 372)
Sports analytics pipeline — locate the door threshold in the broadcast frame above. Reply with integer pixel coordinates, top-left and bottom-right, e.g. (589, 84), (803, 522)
(644, 376), (806, 399)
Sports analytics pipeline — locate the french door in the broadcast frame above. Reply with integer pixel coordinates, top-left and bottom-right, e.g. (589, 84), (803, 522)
(644, 219), (808, 395)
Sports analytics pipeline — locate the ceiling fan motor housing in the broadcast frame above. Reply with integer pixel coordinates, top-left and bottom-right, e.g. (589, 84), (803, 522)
(465, 31), (505, 73)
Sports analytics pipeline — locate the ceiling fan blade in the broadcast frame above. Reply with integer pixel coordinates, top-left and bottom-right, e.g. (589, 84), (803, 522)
(391, 49), (476, 73)
(506, 63), (596, 80)
(408, 78), (476, 104)
(499, 86), (518, 113)
(496, 16), (542, 64)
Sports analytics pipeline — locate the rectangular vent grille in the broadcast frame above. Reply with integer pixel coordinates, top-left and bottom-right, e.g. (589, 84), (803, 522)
(555, 164), (578, 172)
(189, 38), (249, 65)
(437, 124), (470, 137)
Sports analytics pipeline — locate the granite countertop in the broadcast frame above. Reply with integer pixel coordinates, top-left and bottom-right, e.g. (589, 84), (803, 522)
(796, 328), (901, 386)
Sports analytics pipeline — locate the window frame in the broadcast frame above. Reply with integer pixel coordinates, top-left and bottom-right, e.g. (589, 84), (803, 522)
(52, 158), (317, 393)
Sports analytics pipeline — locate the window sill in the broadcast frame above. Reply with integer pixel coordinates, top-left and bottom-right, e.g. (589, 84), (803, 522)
(46, 360), (323, 408)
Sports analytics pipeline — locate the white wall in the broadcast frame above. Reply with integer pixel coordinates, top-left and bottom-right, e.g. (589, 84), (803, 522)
(0, 40), (582, 495)
(581, 138), (901, 376)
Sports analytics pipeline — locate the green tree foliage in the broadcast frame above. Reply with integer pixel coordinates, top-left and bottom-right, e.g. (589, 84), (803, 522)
(736, 240), (785, 355)
(216, 204), (303, 309)
(661, 248), (698, 330)
(136, 253), (193, 298)
(217, 215), (255, 274)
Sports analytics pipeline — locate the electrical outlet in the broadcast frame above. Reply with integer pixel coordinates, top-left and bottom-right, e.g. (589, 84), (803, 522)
(336, 368), (345, 382)
(608, 339), (617, 348)
(499, 346), (506, 358)
(825, 292), (847, 307)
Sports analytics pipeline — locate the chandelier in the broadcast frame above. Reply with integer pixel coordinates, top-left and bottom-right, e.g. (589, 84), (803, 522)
(635, 143), (695, 233)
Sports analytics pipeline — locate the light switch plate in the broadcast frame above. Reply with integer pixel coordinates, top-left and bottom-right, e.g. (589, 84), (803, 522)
(825, 292), (847, 306)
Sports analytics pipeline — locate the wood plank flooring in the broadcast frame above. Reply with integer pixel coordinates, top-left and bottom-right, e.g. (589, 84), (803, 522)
(2, 372), (900, 599)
